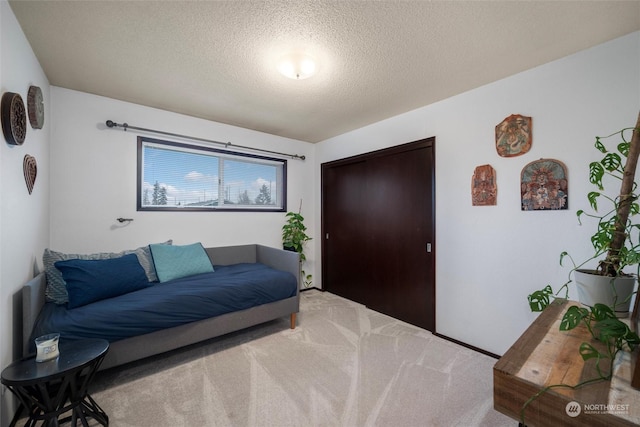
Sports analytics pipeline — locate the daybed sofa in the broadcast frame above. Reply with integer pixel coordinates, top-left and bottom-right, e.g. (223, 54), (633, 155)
(22, 244), (300, 370)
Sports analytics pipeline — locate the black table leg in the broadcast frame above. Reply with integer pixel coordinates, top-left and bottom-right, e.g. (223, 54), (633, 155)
(2, 340), (110, 427)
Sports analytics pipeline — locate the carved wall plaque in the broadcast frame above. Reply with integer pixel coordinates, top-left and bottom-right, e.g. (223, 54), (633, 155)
(472, 164), (497, 206)
(521, 159), (567, 211)
(496, 114), (532, 157)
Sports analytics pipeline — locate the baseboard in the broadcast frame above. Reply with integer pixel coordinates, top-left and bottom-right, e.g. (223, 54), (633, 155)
(300, 286), (323, 293)
(433, 332), (501, 359)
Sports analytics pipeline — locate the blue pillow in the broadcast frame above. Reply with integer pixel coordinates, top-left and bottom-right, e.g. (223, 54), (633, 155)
(43, 240), (172, 304)
(149, 242), (214, 283)
(55, 253), (151, 309)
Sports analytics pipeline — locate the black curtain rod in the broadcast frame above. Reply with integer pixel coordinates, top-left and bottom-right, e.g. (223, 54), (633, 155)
(104, 120), (306, 160)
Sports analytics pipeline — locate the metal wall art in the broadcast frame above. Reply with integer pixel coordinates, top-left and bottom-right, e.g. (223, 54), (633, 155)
(471, 164), (497, 206)
(23, 155), (37, 195)
(496, 114), (532, 157)
(521, 158), (567, 211)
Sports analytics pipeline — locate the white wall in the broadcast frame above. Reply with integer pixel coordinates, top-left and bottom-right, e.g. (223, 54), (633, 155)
(315, 32), (640, 356)
(0, 1), (50, 423)
(49, 88), (316, 260)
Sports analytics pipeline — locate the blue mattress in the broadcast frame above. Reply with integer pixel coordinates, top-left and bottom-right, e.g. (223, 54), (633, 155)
(31, 263), (297, 345)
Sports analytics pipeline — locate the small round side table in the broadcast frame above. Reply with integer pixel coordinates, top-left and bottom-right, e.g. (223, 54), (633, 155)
(1, 338), (109, 426)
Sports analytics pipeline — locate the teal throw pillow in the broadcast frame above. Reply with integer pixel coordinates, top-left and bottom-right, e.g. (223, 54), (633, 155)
(149, 242), (214, 283)
(55, 253), (151, 309)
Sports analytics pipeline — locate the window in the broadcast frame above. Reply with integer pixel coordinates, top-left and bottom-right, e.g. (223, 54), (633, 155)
(137, 137), (286, 212)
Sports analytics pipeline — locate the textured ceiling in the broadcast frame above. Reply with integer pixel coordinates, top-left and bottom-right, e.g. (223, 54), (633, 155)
(8, 1), (640, 143)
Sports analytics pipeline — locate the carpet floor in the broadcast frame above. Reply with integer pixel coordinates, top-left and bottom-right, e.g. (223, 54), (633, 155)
(69, 290), (513, 426)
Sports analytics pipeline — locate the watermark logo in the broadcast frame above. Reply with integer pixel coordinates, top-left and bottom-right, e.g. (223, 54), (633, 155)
(583, 403), (630, 416)
(566, 401), (581, 418)
(565, 401), (631, 417)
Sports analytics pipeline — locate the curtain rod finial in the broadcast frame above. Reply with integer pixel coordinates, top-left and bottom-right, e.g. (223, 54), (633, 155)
(106, 120), (115, 128)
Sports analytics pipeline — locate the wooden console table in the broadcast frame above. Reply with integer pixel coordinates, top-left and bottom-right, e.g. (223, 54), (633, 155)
(494, 299), (640, 426)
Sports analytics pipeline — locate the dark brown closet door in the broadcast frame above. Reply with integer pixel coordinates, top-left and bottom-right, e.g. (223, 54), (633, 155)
(322, 138), (435, 331)
(322, 160), (370, 305)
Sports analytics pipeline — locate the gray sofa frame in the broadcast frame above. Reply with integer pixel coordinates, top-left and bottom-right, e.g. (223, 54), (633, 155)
(22, 244), (300, 370)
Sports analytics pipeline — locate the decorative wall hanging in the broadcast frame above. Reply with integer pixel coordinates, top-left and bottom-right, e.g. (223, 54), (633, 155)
(27, 85), (44, 129)
(495, 114), (532, 157)
(521, 158), (568, 211)
(23, 155), (37, 195)
(1, 92), (27, 145)
(471, 164), (497, 206)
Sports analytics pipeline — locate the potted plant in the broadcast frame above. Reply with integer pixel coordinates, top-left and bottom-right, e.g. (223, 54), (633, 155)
(282, 203), (312, 288)
(529, 112), (640, 315)
(569, 111), (640, 315)
(522, 112), (640, 421)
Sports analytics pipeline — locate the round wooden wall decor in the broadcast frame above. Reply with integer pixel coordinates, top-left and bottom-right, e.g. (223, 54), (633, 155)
(27, 86), (44, 129)
(1, 92), (27, 145)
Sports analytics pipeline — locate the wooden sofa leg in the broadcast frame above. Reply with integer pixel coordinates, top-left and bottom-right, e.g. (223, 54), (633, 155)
(290, 313), (296, 329)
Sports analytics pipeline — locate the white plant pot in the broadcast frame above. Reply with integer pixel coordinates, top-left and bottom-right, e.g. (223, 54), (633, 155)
(574, 269), (637, 317)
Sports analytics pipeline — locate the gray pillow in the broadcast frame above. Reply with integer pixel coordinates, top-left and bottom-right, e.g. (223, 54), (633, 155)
(43, 240), (172, 304)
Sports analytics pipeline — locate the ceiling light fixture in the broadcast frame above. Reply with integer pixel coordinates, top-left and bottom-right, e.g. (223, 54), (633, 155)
(277, 52), (317, 80)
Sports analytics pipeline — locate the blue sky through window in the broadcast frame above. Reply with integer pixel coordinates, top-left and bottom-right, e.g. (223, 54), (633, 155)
(141, 141), (281, 208)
